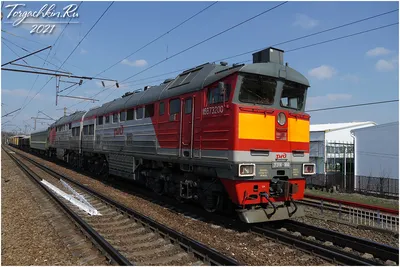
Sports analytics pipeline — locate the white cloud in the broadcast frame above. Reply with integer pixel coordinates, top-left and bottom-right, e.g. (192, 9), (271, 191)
(80, 48), (87, 54)
(366, 47), (391, 57)
(340, 74), (360, 84)
(2, 89), (42, 99)
(121, 59), (148, 67)
(293, 14), (319, 29)
(375, 58), (397, 72)
(308, 65), (336, 80)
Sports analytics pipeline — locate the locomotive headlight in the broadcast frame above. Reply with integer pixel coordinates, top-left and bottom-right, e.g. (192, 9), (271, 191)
(302, 163), (316, 175)
(277, 112), (286, 126)
(239, 164), (256, 177)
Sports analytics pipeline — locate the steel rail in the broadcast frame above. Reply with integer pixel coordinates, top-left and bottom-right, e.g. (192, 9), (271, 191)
(6, 146), (240, 266)
(280, 220), (399, 263)
(251, 225), (382, 266)
(2, 147), (132, 266)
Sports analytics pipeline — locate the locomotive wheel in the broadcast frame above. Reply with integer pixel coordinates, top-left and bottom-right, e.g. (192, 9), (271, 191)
(203, 194), (220, 213)
(153, 179), (164, 195)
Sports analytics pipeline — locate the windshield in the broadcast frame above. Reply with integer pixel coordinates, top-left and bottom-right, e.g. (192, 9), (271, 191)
(280, 81), (307, 111)
(238, 74), (277, 105)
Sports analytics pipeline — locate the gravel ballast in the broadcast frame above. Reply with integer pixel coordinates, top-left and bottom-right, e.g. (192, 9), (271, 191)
(11, 148), (333, 266)
(1, 149), (109, 266)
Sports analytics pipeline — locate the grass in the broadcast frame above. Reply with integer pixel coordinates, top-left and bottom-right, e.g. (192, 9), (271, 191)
(305, 188), (399, 210)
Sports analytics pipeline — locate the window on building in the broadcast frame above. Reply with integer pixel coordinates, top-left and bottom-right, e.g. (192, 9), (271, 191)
(159, 102), (165, 116)
(120, 111), (126, 121)
(136, 107), (144, 120)
(169, 98), (180, 114)
(145, 104), (154, 118)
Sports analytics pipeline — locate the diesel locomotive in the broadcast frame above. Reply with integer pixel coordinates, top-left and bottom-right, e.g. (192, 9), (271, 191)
(11, 47), (315, 223)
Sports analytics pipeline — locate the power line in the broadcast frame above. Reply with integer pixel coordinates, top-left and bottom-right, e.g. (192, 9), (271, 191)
(117, 10), (400, 88)
(96, 1), (288, 104)
(306, 100), (399, 112)
(215, 9), (398, 62)
(286, 23), (398, 52)
(121, 1), (287, 84)
(70, 9), (397, 111)
(65, 2), (218, 99)
(1, 37), (67, 71)
(9, 2), (109, 121)
(57, 1), (114, 71)
(90, 1), (218, 80)
(48, 1), (83, 68)
(2, 41), (30, 65)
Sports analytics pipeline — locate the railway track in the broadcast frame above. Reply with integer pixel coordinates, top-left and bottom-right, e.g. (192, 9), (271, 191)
(252, 220), (399, 266)
(7, 146), (400, 266)
(3, 146), (239, 266)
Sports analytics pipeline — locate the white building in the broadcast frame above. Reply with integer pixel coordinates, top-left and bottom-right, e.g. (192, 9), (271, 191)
(310, 122), (377, 174)
(351, 121), (398, 179)
(351, 122), (399, 195)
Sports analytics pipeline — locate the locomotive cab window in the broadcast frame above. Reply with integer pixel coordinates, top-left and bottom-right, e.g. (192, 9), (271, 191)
(136, 107), (144, 120)
(159, 102), (165, 116)
(83, 125), (89, 135)
(280, 81), (306, 111)
(145, 104), (154, 118)
(185, 98), (192, 114)
(208, 84), (231, 105)
(120, 111), (126, 121)
(127, 109), (134, 120)
(169, 98), (180, 114)
(239, 74), (276, 105)
(105, 115), (110, 124)
(97, 116), (103, 125)
(113, 113), (119, 123)
(89, 124), (94, 135)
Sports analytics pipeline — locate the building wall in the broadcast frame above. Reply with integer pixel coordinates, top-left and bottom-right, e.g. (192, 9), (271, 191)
(310, 131), (325, 174)
(324, 123), (376, 142)
(353, 122), (399, 179)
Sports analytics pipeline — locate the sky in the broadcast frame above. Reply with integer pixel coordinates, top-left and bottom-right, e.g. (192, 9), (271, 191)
(1, 1), (399, 133)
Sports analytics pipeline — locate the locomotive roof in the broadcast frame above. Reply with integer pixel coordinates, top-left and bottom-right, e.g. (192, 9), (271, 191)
(95, 61), (308, 116)
(52, 111), (86, 127)
(50, 60), (309, 123)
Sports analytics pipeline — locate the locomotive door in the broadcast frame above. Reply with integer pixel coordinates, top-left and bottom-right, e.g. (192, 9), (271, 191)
(180, 96), (194, 158)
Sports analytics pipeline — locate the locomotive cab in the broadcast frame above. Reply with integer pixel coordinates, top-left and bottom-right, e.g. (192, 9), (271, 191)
(218, 47), (315, 223)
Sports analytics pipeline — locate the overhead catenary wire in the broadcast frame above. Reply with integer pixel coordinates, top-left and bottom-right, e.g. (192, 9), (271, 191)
(56, 1), (114, 72)
(68, 19), (398, 111)
(63, 0), (218, 98)
(9, 2), (109, 120)
(92, 1), (288, 106)
(306, 100), (399, 112)
(89, 1), (219, 80)
(120, 9), (399, 87)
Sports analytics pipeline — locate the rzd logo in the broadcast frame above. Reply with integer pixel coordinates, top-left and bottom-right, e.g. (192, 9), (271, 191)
(114, 125), (124, 136)
(276, 153), (287, 159)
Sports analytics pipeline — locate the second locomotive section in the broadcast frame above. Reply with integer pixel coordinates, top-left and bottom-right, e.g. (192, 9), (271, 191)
(42, 47), (315, 223)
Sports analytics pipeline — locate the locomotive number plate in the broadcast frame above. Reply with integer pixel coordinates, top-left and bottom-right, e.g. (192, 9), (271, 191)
(272, 162), (291, 168)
